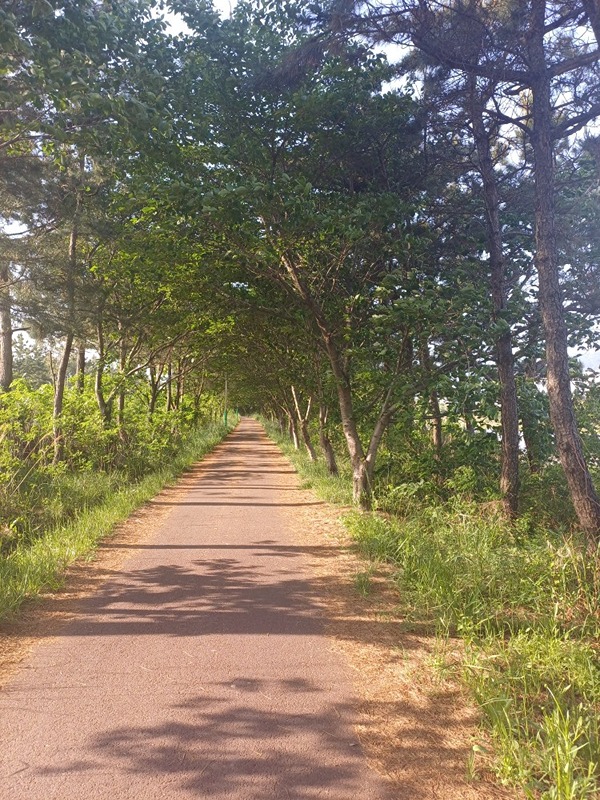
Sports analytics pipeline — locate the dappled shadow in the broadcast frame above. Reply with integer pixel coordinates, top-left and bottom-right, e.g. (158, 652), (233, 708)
(0, 420), (501, 800)
(150, 501), (325, 507)
(97, 543), (339, 554)
(56, 543), (418, 652)
(65, 557), (323, 638)
(31, 683), (479, 799)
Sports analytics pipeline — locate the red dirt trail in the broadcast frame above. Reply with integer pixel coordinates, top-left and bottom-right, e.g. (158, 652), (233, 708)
(0, 418), (394, 800)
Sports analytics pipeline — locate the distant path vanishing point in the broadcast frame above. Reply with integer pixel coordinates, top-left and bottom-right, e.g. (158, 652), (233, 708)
(0, 417), (393, 800)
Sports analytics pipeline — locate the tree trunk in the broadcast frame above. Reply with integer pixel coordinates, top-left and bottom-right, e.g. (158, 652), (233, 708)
(118, 331), (127, 428)
(76, 342), (85, 393)
(352, 458), (374, 510)
(53, 210), (78, 463)
(289, 416), (300, 449)
(192, 370), (205, 425)
(322, 336), (369, 502)
(529, 5), (600, 541)
(582, 0), (600, 43)
(284, 405), (300, 449)
(420, 341), (443, 460)
(430, 390), (443, 460)
(470, 78), (520, 518)
(291, 385), (317, 461)
(176, 358), (184, 410)
(299, 419), (316, 460)
(318, 404), (339, 476)
(95, 320), (111, 425)
(148, 365), (161, 417)
(166, 362), (173, 411)
(53, 332), (74, 463)
(521, 406), (542, 475)
(0, 263), (13, 392)
(277, 412), (286, 436)
(281, 255), (394, 508)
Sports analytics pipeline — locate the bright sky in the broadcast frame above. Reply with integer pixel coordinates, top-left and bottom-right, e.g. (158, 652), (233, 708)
(162, 0), (236, 34)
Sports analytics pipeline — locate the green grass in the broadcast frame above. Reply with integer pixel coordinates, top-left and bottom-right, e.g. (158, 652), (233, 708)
(0, 421), (233, 619)
(264, 421), (600, 799)
(264, 421), (353, 506)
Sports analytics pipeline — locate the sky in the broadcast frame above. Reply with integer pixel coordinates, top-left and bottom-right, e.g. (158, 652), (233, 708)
(161, 0), (236, 34)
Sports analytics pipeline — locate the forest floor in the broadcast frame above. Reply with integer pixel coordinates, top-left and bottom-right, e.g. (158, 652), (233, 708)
(0, 418), (515, 799)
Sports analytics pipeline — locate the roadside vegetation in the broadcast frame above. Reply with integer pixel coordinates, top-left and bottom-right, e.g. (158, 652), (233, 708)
(266, 421), (600, 800)
(0, 376), (234, 618)
(3, 2), (600, 797)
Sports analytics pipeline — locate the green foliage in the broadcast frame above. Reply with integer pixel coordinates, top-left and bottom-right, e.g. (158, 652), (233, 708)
(0, 378), (227, 553)
(349, 506), (600, 797)
(0, 420), (231, 619)
(274, 431), (600, 799)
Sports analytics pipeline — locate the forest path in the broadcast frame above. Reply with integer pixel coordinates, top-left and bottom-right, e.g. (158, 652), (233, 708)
(0, 418), (394, 800)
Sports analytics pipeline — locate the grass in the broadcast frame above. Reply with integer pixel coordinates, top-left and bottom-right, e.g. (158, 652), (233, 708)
(265, 422), (353, 506)
(0, 421), (233, 619)
(264, 420), (600, 799)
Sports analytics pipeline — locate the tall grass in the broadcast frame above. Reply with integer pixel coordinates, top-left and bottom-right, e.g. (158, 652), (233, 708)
(265, 421), (353, 506)
(0, 422), (233, 619)
(265, 421), (600, 799)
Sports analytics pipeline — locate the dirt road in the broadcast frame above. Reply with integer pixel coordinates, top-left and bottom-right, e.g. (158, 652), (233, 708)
(0, 418), (393, 799)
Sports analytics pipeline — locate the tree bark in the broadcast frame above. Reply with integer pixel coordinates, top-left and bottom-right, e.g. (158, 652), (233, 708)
(0, 263), (13, 392)
(53, 211), (78, 463)
(529, 2), (600, 540)
(318, 404), (339, 475)
(53, 332), (74, 463)
(118, 329), (127, 428)
(582, 0), (600, 43)
(76, 342), (85, 393)
(291, 385), (317, 461)
(470, 77), (520, 518)
(176, 358), (185, 410)
(166, 362), (173, 412)
(148, 364), (161, 417)
(325, 338), (371, 504)
(281, 254), (395, 507)
(95, 320), (111, 425)
(287, 408), (300, 449)
(430, 390), (443, 460)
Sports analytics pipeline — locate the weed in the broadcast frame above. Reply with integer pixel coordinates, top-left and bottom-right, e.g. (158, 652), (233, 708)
(0, 422), (232, 619)
(266, 427), (600, 799)
(354, 568), (373, 597)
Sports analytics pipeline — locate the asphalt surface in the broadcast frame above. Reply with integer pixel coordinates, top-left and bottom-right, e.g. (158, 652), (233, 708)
(0, 418), (392, 799)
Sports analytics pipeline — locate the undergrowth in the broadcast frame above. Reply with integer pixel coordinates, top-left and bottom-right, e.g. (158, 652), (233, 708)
(265, 420), (600, 799)
(0, 421), (233, 619)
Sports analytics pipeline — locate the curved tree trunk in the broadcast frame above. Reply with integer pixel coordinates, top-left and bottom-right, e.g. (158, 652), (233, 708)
(76, 342), (85, 393)
(95, 320), (111, 425)
(0, 263), (13, 393)
(470, 78), (520, 518)
(291, 385), (317, 461)
(53, 332), (74, 463)
(529, 5), (600, 541)
(430, 390), (443, 461)
(53, 210), (78, 463)
(318, 405), (339, 476)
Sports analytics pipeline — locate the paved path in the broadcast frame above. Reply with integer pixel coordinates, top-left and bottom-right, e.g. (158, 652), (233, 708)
(0, 419), (392, 799)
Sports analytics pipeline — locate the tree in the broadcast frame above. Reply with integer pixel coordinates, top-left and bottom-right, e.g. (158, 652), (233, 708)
(328, 0), (600, 538)
(162, 0), (429, 505)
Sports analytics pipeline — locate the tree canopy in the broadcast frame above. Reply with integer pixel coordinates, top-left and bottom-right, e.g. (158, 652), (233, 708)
(3, 0), (600, 535)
